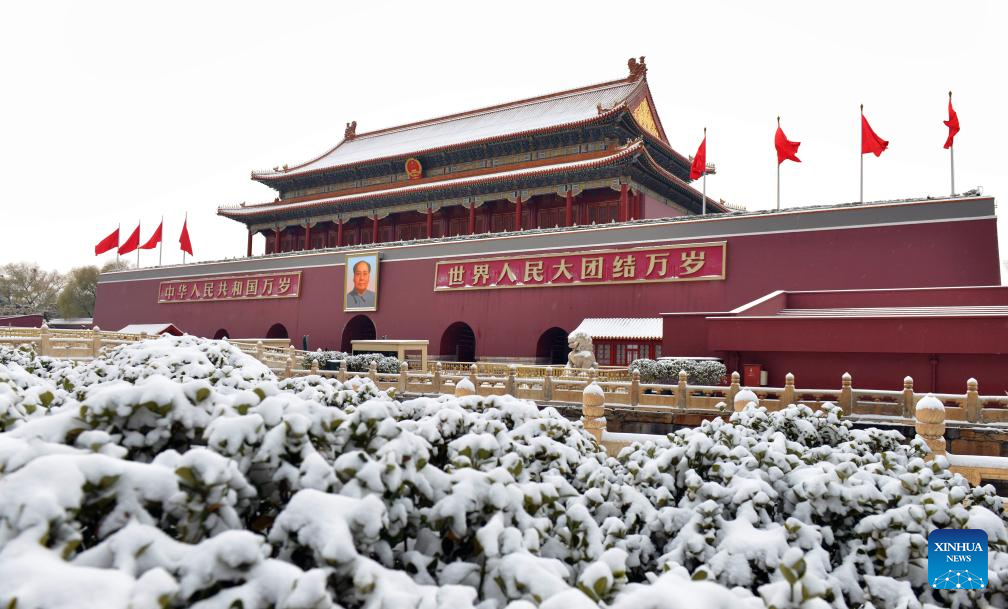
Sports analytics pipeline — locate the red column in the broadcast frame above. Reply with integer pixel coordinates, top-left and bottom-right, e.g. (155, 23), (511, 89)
(337, 219), (344, 247)
(304, 224), (311, 250)
(468, 203), (475, 234)
(274, 228), (281, 253)
(565, 190), (573, 227)
(514, 195), (522, 231)
(426, 206), (433, 238)
(619, 183), (629, 222)
(246, 230), (253, 257)
(372, 215), (379, 243)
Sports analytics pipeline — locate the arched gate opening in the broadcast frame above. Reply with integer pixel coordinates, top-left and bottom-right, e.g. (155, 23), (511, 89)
(536, 327), (570, 365)
(440, 322), (476, 362)
(341, 315), (376, 352)
(266, 323), (288, 339)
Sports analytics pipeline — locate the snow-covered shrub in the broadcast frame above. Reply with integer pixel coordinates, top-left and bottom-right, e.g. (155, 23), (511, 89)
(1, 336), (1006, 609)
(302, 349), (347, 369)
(343, 352), (400, 373)
(630, 358), (727, 386)
(301, 350), (400, 373)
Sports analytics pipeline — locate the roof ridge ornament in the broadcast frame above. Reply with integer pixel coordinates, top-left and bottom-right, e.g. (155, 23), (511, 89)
(344, 121), (357, 140)
(627, 56), (647, 80)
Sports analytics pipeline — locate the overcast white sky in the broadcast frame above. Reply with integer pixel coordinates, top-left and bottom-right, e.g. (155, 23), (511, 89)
(2, 1), (1005, 276)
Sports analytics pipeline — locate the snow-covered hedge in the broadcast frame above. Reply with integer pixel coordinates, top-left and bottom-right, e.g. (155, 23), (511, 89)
(1, 336), (1006, 608)
(303, 350), (401, 373)
(630, 358), (727, 386)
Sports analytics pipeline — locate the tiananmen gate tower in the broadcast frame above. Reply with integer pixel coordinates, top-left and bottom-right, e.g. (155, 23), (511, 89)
(95, 58), (1007, 393)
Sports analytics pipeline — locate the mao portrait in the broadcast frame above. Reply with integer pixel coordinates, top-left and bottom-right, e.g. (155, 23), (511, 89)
(344, 253), (380, 311)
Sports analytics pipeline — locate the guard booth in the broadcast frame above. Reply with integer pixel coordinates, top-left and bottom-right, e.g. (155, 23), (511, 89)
(351, 339), (429, 370)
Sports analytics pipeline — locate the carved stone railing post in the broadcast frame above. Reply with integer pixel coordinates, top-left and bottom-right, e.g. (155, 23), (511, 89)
(338, 359), (348, 383)
(505, 365), (517, 396)
(91, 325), (103, 358)
(734, 388), (760, 413)
(543, 367), (553, 402)
(255, 340), (264, 362)
(781, 372), (796, 407)
(368, 360), (378, 382)
(902, 376), (915, 419)
(455, 367), (476, 397)
(582, 382), (606, 443)
(433, 362), (443, 394)
(676, 370), (689, 409)
(727, 371), (741, 407)
(38, 323), (50, 357)
(914, 394), (946, 459)
(630, 369), (641, 407)
(839, 372), (853, 414)
(284, 345), (295, 379)
(398, 361), (408, 393)
(469, 364), (479, 394)
(310, 358), (319, 376)
(965, 378), (981, 423)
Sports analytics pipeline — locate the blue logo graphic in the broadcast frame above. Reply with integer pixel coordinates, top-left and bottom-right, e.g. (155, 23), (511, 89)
(929, 528), (988, 589)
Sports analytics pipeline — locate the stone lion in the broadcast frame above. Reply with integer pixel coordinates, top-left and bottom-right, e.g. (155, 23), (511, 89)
(566, 331), (598, 369)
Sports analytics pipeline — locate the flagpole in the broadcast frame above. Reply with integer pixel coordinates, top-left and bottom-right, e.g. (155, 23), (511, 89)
(182, 213), (186, 264)
(116, 223), (120, 263)
(136, 220), (141, 268)
(859, 104), (864, 204)
(949, 91), (955, 196)
(159, 216), (163, 266)
(702, 127), (707, 215)
(776, 116), (781, 211)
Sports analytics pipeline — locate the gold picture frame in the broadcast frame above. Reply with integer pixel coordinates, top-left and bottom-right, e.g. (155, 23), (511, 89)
(344, 252), (380, 311)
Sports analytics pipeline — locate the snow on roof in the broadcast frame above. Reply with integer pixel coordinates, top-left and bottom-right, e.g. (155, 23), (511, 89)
(224, 141), (666, 219)
(118, 323), (183, 336)
(777, 306), (1008, 317)
(253, 78), (641, 180)
(47, 318), (93, 326)
(573, 318), (663, 340)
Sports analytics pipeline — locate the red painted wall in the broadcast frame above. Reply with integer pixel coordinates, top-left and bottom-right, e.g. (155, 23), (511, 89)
(96, 214), (1000, 367)
(700, 284), (1008, 393)
(708, 315), (1008, 355)
(726, 351), (1008, 396)
(0, 314), (44, 328)
(641, 192), (685, 219)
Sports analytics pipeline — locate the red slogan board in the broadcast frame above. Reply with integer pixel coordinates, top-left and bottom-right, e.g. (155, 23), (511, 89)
(434, 242), (725, 291)
(158, 271), (302, 303)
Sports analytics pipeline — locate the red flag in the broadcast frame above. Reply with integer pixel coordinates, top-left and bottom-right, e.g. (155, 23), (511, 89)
(689, 135), (707, 180)
(179, 218), (193, 256)
(943, 97), (960, 149)
(95, 227), (119, 255)
(118, 224), (141, 255)
(861, 112), (889, 157)
(775, 124), (801, 164)
(140, 221), (162, 250)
